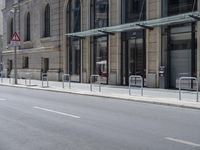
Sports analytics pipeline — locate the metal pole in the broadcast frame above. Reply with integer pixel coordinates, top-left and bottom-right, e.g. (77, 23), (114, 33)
(179, 78), (181, 100)
(196, 79), (199, 102)
(141, 77), (143, 96)
(14, 8), (17, 84)
(90, 76), (92, 91)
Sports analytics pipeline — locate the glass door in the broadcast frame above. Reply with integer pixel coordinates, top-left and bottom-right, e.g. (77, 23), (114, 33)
(122, 31), (146, 85)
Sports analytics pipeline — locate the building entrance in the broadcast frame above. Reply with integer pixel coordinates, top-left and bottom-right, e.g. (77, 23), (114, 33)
(168, 23), (196, 88)
(122, 31), (146, 85)
(162, 23), (197, 89)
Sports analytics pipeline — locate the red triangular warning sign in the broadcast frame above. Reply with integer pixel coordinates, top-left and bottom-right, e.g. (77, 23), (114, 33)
(11, 32), (20, 42)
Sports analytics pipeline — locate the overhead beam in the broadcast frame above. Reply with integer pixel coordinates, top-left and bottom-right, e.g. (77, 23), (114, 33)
(136, 24), (154, 30)
(68, 35), (86, 40)
(98, 30), (115, 35)
(189, 15), (200, 21)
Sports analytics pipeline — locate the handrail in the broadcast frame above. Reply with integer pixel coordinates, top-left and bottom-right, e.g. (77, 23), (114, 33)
(90, 75), (101, 92)
(42, 73), (49, 88)
(62, 74), (71, 89)
(129, 75), (143, 96)
(179, 77), (198, 102)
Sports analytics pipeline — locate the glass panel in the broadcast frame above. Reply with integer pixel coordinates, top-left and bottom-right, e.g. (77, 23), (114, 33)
(94, 36), (108, 84)
(91, 0), (108, 83)
(44, 4), (50, 37)
(93, 0), (108, 28)
(168, 0), (197, 16)
(67, 0), (81, 82)
(125, 0), (145, 22)
(128, 37), (145, 76)
(69, 39), (80, 81)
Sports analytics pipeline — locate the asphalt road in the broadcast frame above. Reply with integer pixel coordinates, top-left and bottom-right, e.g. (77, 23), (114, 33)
(0, 86), (200, 150)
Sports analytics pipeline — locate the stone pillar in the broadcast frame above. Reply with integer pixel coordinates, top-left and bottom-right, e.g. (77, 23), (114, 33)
(82, 0), (91, 83)
(146, 0), (161, 88)
(108, 0), (121, 85)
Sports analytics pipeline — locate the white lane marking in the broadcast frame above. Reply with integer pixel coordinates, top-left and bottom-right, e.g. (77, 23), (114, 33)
(0, 98), (7, 101)
(33, 106), (80, 119)
(165, 137), (200, 147)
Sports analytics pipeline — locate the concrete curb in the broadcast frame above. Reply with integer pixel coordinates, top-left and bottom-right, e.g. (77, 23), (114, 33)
(1, 83), (200, 110)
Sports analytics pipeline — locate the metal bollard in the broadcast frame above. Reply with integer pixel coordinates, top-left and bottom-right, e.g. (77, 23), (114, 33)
(179, 77), (199, 102)
(25, 73), (32, 86)
(62, 74), (71, 89)
(90, 75), (101, 92)
(129, 75), (143, 96)
(42, 73), (49, 88)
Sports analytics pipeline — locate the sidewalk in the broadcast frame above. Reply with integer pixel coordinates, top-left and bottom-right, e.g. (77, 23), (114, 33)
(0, 78), (200, 110)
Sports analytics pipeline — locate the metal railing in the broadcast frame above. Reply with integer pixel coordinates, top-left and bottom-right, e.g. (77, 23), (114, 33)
(0, 71), (4, 83)
(25, 73), (32, 86)
(62, 74), (71, 89)
(90, 75), (101, 92)
(129, 75), (143, 96)
(179, 77), (199, 102)
(42, 73), (49, 88)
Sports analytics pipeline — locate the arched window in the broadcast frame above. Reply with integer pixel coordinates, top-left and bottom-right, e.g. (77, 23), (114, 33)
(66, 0), (81, 82)
(44, 4), (50, 37)
(91, 0), (109, 84)
(8, 18), (14, 43)
(25, 12), (31, 41)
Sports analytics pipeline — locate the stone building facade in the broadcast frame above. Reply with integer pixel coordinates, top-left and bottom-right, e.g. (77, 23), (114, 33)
(2, 0), (200, 89)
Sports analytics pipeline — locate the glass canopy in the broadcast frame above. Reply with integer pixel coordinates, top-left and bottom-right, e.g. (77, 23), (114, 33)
(66, 11), (200, 38)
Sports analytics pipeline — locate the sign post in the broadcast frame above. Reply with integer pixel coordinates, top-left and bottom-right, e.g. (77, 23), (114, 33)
(11, 32), (20, 84)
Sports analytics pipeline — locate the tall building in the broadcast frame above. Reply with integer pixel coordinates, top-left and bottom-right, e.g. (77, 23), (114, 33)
(2, 0), (200, 89)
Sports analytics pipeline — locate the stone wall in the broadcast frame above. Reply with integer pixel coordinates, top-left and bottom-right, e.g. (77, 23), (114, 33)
(2, 0), (62, 80)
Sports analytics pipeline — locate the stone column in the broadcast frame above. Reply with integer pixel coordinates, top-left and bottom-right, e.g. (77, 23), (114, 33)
(82, 0), (91, 83)
(146, 0), (161, 88)
(108, 0), (121, 85)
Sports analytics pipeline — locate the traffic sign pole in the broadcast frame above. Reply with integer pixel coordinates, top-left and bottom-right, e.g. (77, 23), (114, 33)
(14, 43), (17, 84)
(11, 11), (20, 84)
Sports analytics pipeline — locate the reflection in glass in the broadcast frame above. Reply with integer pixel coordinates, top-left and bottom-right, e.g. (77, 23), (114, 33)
(94, 36), (108, 84)
(91, 0), (108, 28)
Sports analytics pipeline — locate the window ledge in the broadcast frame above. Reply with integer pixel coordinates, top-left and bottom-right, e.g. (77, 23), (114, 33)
(41, 37), (51, 42)
(23, 40), (32, 44)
